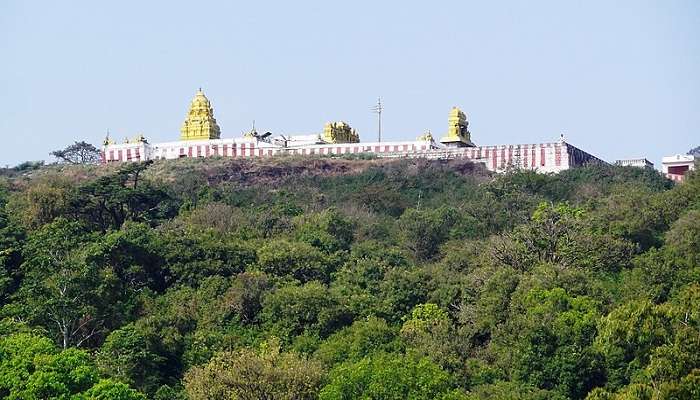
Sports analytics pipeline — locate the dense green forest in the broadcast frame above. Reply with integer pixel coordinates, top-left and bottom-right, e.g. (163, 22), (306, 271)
(0, 156), (698, 400)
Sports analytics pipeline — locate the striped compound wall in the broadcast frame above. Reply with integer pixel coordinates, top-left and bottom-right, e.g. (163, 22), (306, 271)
(102, 139), (604, 174)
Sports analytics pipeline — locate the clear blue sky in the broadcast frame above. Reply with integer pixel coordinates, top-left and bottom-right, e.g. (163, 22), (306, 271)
(1, 0), (698, 168)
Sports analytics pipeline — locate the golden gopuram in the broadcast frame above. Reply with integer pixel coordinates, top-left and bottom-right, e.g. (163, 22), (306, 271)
(321, 121), (360, 144)
(440, 106), (474, 147)
(180, 89), (221, 141)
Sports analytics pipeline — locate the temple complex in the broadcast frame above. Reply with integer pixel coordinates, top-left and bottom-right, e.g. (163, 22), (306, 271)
(101, 89), (605, 173)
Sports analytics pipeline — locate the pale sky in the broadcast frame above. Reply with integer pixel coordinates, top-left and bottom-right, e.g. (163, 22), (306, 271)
(1, 1), (698, 168)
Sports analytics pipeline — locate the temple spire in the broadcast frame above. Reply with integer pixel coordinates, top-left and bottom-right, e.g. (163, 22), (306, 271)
(180, 89), (221, 141)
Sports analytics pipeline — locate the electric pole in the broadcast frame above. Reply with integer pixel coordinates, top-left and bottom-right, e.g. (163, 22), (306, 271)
(371, 97), (383, 142)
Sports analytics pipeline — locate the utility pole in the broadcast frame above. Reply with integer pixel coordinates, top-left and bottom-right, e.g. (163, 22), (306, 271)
(371, 97), (383, 142)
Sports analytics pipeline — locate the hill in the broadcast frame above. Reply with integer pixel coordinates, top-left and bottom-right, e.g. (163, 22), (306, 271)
(0, 156), (698, 400)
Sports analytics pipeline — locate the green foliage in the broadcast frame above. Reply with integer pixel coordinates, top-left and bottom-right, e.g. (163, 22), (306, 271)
(0, 332), (145, 399)
(0, 204), (23, 304)
(399, 206), (458, 261)
(5, 173), (74, 229)
(319, 352), (464, 400)
(465, 381), (567, 400)
(295, 208), (354, 252)
(133, 276), (256, 380)
(218, 271), (271, 324)
(12, 218), (110, 348)
(0, 333), (57, 397)
(160, 227), (256, 285)
(257, 239), (331, 283)
(262, 281), (351, 339)
(184, 339), (325, 400)
(314, 316), (400, 366)
(96, 324), (164, 394)
(330, 241), (413, 320)
(494, 202), (635, 272)
(77, 379), (147, 400)
(401, 303), (465, 371)
(1, 158), (698, 399)
(595, 284), (700, 393)
(503, 288), (605, 399)
(69, 161), (176, 231)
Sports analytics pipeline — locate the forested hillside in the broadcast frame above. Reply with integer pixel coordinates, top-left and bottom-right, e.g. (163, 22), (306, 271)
(1, 156), (698, 400)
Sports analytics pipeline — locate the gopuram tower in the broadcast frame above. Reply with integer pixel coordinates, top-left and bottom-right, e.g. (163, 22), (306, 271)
(180, 89), (221, 141)
(440, 106), (474, 147)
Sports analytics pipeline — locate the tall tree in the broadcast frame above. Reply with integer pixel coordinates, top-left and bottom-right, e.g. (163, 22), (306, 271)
(69, 161), (175, 231)
(50, 141), (102, 164)
(184, 340), (325, 400)
(12, 219), (109, 348)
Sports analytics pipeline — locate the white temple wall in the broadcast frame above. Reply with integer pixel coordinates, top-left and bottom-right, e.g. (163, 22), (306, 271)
(103, 138), (603, 175)
(103, 139), (436, 163)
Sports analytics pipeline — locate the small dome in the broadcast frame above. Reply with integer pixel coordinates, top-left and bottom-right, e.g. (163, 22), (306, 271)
(192, 89), (210, 104)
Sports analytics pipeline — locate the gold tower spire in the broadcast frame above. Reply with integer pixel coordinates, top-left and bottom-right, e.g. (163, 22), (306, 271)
(180, 89), (221, 141)
(440, 106), (474, 147)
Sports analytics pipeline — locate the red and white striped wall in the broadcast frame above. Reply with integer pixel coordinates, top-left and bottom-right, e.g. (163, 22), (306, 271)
(103, 139), (437, 163)
(102, 138), (604, 174)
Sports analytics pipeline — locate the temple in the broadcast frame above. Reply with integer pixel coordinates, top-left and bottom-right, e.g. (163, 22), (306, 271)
(440, 107), (474, 147)
(180, 89), (221, 141)
(322, 121), (360, 144)
(102, 89), (605, 173)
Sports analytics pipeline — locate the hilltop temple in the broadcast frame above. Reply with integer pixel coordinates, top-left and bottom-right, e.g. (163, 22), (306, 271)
(102, 89), (604, 173)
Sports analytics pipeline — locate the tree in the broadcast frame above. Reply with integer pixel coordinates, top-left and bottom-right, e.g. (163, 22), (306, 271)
(78, 379), (147, 400)
(596, 299), (674, 389)
(257, 239), (330, 283)
(184, 339), (325, 400)
(160, 228), (256, 286)
(502, 288), (604, 399)
(401, 303), (465, 371)
(13, 218), (107, 349)
(218, 271), (271, 324)
(4, 173), (74, 229)
(0, 331), (144, 399)
(96, 324), (165, 395)
(0, 205), (23, 305)
(295, 208), (354, 253)
(493, 202), (635, 272)
(0, 332), (57, 398)
(85, 222), (169, 293)
(464, 381), (566, 400)
(330, 241), (411, 319)
(593, 284), (700, 398)
(50, 141), (102, 164)
(314, 316), (400, 366)
(69, 161), (175, 231)
(319, 352), (465, 400)
(399, 206), (458, 261)
(664, 210), (700, 265)
(261, 281), (351, 339)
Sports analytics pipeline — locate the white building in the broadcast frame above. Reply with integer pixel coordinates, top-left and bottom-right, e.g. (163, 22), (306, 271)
(662, 154), (696, 182)
(615, 158), (654, 169)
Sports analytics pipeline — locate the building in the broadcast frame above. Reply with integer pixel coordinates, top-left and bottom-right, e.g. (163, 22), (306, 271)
(615, 158), (654, 169)
(662, 154), (696, 182)
(102, 89), (605, 173)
